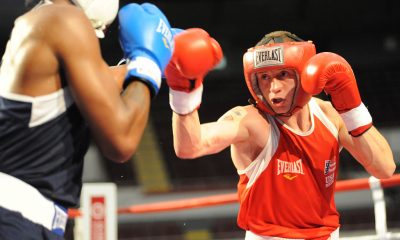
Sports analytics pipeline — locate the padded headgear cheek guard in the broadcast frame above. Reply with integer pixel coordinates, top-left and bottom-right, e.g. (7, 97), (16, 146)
(71, 0), (119, 38)
(243, 41), (316, 116)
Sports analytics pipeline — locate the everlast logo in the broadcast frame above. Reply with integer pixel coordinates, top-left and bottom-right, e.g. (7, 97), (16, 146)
(277, 159), (304, 176)
(253, 46), (284, 68)
(156, 19), (174, 50)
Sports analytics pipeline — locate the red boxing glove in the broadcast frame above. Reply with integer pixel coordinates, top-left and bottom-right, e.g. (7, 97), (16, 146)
(165, 28), (223, 115)
(301, 52), (372, 137)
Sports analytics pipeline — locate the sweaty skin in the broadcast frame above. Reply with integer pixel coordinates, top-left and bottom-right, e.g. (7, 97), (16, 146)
(172, 69), (395, 178)
(0, 0), (150, 162)
(170, 30), (396, 239)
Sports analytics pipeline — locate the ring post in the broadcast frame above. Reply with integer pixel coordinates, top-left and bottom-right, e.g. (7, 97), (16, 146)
(368, 176), (389, 239)
(74, 183), (117, 240)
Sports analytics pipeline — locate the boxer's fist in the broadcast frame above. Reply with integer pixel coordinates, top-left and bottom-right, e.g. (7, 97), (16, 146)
(166, 28), (223, 114)
(302, 52), (372, 136)
(301, 52), (360, 112)
(166, 28), (223, 92)
(119, 3), (174, 97)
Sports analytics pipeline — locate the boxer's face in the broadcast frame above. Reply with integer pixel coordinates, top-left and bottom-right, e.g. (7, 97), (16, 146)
(257, 68), (297, 114)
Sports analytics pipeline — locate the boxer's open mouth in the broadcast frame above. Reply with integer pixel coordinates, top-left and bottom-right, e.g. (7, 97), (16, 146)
(272, 98), (284, 104)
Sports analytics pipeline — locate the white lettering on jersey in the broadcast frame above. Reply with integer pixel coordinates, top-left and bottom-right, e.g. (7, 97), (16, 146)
(324, 159), (336, 175)
(326, 172), (335, 187)
(324, 159), (336, 188)
(277, 159), (304, 176)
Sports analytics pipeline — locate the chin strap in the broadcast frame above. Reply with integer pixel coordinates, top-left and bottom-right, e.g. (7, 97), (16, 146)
(248, 98), (296, 117)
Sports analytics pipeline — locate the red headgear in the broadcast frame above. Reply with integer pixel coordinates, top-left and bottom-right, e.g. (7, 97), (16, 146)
(243, 41), (316, 116)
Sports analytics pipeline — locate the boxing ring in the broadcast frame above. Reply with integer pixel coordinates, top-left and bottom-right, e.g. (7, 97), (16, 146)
(68, 174), (400, 240)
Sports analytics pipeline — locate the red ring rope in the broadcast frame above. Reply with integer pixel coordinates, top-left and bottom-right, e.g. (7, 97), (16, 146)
(68, 173), (400, 218)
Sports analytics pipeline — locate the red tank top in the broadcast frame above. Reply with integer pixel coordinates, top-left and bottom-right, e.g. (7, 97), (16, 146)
(237, 99), (340, 239)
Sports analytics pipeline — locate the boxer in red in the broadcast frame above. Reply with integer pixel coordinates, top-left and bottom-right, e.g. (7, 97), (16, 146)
(166, 30), (395, 239)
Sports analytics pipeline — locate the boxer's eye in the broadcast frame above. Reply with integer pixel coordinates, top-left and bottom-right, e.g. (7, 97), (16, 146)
(278, 70), (290, 79)
(258, 73), (271, 81)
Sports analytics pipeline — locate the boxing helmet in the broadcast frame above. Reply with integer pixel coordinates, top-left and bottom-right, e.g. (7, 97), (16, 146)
(243, 36), (316, 116)
(71, 0), (119, 38)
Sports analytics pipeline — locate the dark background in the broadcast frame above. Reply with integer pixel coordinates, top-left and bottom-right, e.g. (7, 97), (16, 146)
(1, 1), (400, 239)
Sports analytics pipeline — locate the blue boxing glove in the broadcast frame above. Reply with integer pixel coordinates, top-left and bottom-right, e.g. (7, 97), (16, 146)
(171, 28), (184, 36)
(118, 3), (174, 97)
(161, 28), (183, 79)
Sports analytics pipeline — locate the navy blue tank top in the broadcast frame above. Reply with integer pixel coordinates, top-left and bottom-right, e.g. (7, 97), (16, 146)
(0, 88), (90, 207)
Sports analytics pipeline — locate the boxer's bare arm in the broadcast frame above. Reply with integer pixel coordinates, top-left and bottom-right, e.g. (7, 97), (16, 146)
(172, 107), (250, 159)
(340, 122), (395, 179)
(110, 65), (127, 90)
(51, 6), (151, 162)
(319, 100), (396, 179)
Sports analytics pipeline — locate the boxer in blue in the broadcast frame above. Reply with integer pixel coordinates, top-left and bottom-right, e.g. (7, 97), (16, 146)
(0, 0), (174, 238)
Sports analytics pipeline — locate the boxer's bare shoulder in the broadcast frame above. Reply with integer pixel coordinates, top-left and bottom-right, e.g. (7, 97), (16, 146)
(0, 1), (97, 96)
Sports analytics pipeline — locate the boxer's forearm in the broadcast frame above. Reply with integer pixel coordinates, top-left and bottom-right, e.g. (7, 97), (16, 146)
(349, 126), (395, 179)
(172, 110), (203, 159)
